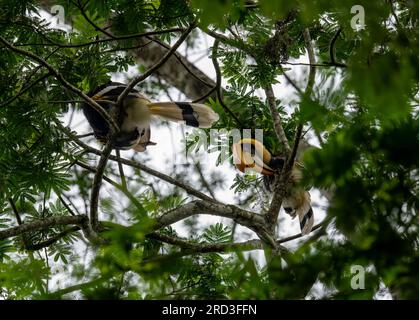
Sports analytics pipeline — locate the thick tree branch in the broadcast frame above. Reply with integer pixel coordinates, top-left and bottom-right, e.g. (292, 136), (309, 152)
(264, 86), (292, 229)
(153, 200), (266, 232)
(0, 215), (87, 241)
(147, 232), (288, 255)
(154, 200), (277, 248)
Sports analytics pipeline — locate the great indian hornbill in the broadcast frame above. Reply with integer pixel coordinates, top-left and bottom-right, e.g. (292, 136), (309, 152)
(81, 82), (219, 151)
(232, 138), (314, 235)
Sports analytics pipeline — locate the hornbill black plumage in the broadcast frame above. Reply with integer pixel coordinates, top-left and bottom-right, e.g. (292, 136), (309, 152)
(232, 138), (314, 235)
(81, 82), (219, 151)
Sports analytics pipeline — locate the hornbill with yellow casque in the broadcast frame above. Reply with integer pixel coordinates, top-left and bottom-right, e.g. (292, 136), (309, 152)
(232, 138), (314, 235)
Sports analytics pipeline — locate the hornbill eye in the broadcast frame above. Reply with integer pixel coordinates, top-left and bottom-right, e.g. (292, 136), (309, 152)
(284, 207), (293, 214)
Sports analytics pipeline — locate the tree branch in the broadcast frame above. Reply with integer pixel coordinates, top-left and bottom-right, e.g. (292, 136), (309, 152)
(0, 36), (118, 131)
(264, 30), (316, 231)
(26, 226), (81, 251)
(75, 160), (146, 213)
(115, 22), (196, 109)
(15, 28), (185, 48)
(145, 36), (214, 88)
(328, 28), (346, 68)
(0, 215), (87, 241)
(73, 0), (116, 39)
(303, 28), (316, 97)
(8, 198), (23, 225)
(58, 122), (216, 203)
(89, 141), (114, 232)
(211, 39), (244, 127)
(284, 28), (317, 172)
(264, 85), (292, 155)
(153, 200), (266, 232)
(115, 150), (127, 189)
(0, 73), (50, 108)
(147, 232), (288, 255)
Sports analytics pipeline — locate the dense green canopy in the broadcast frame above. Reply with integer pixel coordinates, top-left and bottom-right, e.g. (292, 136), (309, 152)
(0, 0), (418, 299)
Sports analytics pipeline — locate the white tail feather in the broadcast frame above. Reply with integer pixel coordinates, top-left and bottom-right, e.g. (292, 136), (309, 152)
(147, 102), (219, 128)
(284, 190), (314, 235)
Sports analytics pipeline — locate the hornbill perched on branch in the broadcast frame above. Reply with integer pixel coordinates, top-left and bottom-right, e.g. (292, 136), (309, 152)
(232, 138), (314, 235)
(81, 82), (219, 151)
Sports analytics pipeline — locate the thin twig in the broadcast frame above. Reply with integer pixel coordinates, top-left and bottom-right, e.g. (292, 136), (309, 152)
(282, 62), (345, 68)
(57, 194), (76, 216)
(115, 22), (197, 110)
(0, 36), (118, 131)
(328, 28), (346, 68)
(390, 0), (401, 28)
(75, 160), (145, 212)
(0, 73), (50, 108)
(74, 0), (116, 39)
(26, 226), (81, 251)
(280, 69), (304, 95)
(89, 141), (113, 231)
(101, 40), (152, 53)
(191, 86), (216, 103)
(116, 150), (127, 189)
(45, 275), (112, 298)
(304, 28), (316, 97)
(8, 198), (23, 225)
(15, 29), (184, 48)
(211, 39), (244, 127)
(202, 28), (254, 58)
(76, 132), (94, 138)
(57, 122), (216, 204)
(277, 222), (323, 244)
(194, 162), (216, 199)
(145, 36), (214, 88)
(61, 194), (82, 216)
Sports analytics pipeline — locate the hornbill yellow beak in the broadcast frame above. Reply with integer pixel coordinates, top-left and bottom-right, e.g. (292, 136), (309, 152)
(232, 138), (281, 176)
